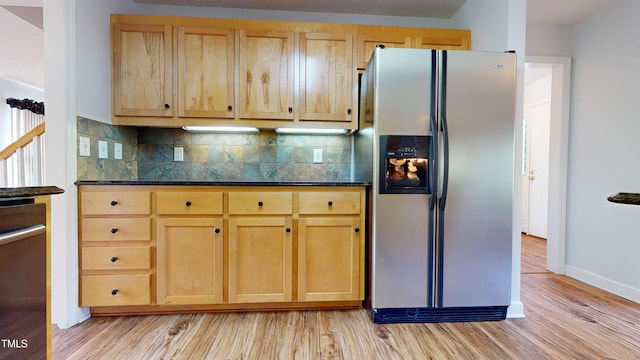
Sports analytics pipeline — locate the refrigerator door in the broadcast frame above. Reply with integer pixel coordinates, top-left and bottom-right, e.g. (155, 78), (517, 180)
(371, 48), (435, 309)
(438, 50), (515, 307)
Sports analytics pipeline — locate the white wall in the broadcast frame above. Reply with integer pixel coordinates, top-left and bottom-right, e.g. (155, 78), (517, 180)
(564, 0), (640, 301)
(0, 77), (43, 149)
(526, 23), (572, 57)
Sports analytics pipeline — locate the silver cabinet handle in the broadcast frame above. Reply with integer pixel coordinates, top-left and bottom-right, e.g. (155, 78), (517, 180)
(0, 225), (45, 246)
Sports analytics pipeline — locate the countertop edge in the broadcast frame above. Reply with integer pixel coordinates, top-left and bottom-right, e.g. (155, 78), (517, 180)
(74, 180), (371, 187)
(0, 186), (65, 199)
(607, 192), (640, 206)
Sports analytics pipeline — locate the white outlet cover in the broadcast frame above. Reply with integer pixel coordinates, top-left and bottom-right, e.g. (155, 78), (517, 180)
(174, 147), (184, 162)
(98, 140), (108, 159)
(79, 136), (90, 156)
(114, 143), (123, 160)
(313, 148), (323, 163)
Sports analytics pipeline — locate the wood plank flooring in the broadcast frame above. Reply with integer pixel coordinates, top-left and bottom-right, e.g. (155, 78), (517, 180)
(52, 236), (640, 359)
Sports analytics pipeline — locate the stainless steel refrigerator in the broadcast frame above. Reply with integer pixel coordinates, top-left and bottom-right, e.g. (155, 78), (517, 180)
(354, 47), (516, 323)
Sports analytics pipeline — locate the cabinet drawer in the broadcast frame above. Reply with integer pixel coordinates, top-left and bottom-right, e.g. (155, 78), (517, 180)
(81, 191), (151, 215)
(81, 274), (151, 306)
(298, 192), (361, 215)
(156, 191), (223, 215)
(82, 246), (151, 270)
(81, 218), (151, 242)
(228, 192), (293, 215)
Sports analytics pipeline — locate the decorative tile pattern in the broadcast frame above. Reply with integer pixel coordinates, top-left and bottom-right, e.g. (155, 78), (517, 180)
(77, 118), (352, 182)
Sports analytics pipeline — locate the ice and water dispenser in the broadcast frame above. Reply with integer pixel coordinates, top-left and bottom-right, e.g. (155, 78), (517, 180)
(379, 135), (431, 194)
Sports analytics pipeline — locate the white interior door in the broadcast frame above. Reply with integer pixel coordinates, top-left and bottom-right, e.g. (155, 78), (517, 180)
(523, 68), (552, 239)
(526, 101), (551, 238)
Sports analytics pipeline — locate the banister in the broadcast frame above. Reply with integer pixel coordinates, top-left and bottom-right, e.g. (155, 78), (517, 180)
(0, 123), (45, 160)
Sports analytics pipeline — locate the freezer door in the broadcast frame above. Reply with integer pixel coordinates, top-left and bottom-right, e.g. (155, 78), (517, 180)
(371, 48), (436, 309)
(438, 50), (515, 307)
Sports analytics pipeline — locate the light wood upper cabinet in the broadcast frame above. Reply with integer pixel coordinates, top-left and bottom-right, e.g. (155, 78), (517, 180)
(299, 32), (355, 123)
(112, 23), (173, 117)
(177, 26), (235, 118)
(356, 25), (471, 69)
(357, 32), (412, 69)
(238, 29), (295, 120)
(111, 15), (469, 130)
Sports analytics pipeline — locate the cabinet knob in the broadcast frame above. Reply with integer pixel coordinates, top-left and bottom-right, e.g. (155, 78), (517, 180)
(110, 228), (118, 234)
(111, 289), (119, 295)
(328, 201), (333, 206)
(286, 228), (291, 233)
(164, 103), (170, 109)
(215, 228), (221, 234)
(258, 201), (264, 207)
(110, 200), (118, 206)
(347, 108), (352, 114)
(355, 227), (360, 233)
(227, 105), (233, 111)
(110, 256), (118, 263)
(185, 201), (192, 207)
(288, 106), (293, 113)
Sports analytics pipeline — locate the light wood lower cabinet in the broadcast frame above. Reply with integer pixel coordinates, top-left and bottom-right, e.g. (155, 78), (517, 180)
(78, 185), (365, 314)
(298, 217), (361, 302)
(157, 218), (224, 305)
(228, 217), (293, 303)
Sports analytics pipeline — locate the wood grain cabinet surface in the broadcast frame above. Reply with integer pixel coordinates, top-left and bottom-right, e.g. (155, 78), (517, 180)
(112, 23), (173, 118)
(177, 26), (235, 118)
(78, 185), (367, 314)
(110, 14), (469, 130)
(79, 187), (153, 307)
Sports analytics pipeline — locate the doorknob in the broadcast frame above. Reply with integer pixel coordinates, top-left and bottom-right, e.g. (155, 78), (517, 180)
(529, 175), (536, 181)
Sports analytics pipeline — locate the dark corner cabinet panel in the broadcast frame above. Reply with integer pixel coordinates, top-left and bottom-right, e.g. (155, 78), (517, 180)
(0, 201), (47, 360)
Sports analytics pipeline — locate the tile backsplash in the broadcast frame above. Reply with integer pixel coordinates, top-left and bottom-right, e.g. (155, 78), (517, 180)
(77, 117), (352, 182)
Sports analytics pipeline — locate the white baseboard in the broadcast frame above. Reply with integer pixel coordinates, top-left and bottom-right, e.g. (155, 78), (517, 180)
(565, 265), (640, 303)
(507, 300), (525, 318)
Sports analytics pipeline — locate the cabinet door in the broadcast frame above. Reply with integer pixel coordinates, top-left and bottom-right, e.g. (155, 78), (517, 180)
(112, 23), (173, 117)
(228, 217), (292, 303)
(299, 32), (355, 123)
(238, 29), (294, 120)
(298, 218), (361, 301)
(356, 33), (412, 69)
(177, 26), (235, 118)
(157, 218), (224, 305)
(412, 29), (471, 50)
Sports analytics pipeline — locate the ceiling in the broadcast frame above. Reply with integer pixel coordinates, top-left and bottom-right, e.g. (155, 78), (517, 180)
(0, 0), (615, 90)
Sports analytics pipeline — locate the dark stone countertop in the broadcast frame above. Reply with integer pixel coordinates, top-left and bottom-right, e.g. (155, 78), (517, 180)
(75, 180), (371, 187)
(607, 192), (640, 206)
(0, 186), (65, 199)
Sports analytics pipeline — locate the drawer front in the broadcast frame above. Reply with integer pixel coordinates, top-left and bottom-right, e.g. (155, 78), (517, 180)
(156, 191), (223, 215)
(298, 192), (361, 215)
(82, 246), (151, 270)
(81, 274), (151, 306)
(81, 218), (151, 242)
(81, 191), (151, 215)
(228, 192), (293, 215)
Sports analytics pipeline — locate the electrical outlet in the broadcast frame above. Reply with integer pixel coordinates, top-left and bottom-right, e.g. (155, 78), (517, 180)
(98, 140), (108, 159)
(79, 136), (90, 156)
(174, 147), (184, 162)
(313, 148), (323, 163)
(114, 143), (123, 160)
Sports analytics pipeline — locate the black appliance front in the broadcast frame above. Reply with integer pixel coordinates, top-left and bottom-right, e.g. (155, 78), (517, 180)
(379, 135), (431, 194)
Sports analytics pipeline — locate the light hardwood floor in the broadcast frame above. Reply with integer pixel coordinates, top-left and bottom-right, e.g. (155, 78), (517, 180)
(53, 236), (640, 359)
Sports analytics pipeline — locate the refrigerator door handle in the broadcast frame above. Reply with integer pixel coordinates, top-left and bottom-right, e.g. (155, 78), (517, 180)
(439, 115), (450, 211)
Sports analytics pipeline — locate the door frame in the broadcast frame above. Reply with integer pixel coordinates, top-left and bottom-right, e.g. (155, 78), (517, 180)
(525, 56), (571, 275)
